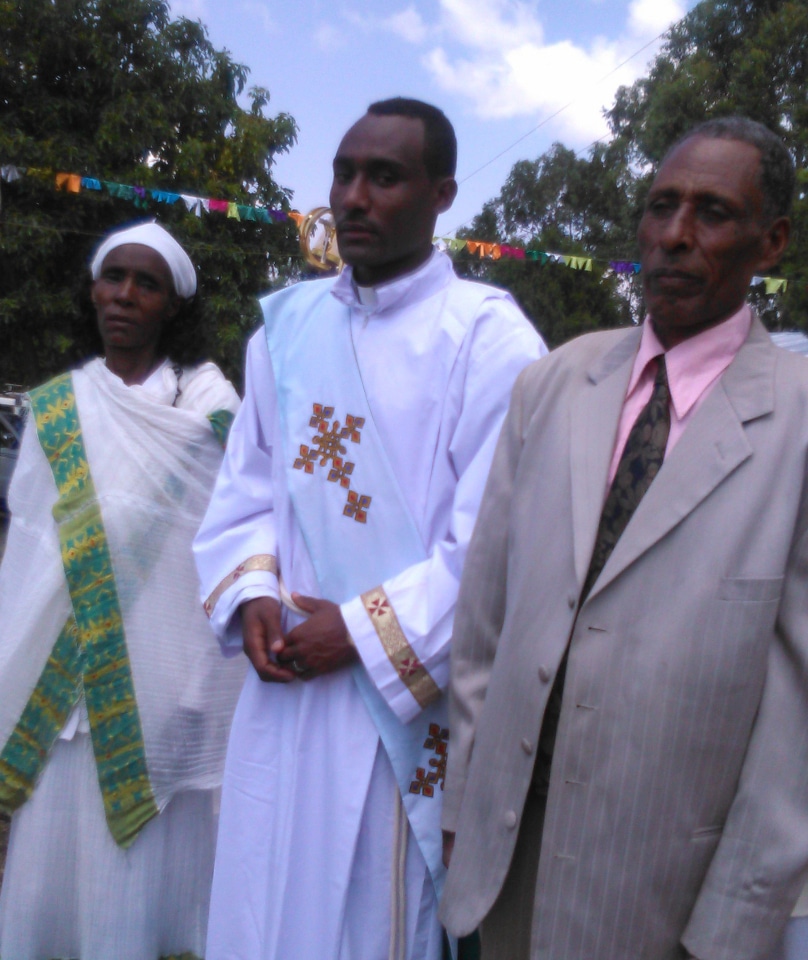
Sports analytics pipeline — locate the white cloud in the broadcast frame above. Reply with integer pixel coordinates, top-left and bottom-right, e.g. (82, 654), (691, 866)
(384, 6), (429, 44)
(416, 0), (686, 143)
(167, 0), (210, 20)
(169, 0), (208, 23)
(314, 22), (349, 51)
(238, 1), (276, 36)
(437, 0), (545, 52)
(628, 0), (685, 37)
(170, 0), (274, 34)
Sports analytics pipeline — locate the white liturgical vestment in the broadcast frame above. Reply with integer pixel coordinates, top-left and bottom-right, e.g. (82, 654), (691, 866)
(194, 250), (545, 960)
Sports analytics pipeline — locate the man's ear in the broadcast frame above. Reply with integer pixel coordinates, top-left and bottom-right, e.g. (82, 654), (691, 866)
(434, 177), (458, 215)
(758, 216), (791, 272)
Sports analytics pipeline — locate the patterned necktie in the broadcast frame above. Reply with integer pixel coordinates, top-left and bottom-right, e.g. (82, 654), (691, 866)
(533, 355), (671, 798)
(582, 353), (671, 600)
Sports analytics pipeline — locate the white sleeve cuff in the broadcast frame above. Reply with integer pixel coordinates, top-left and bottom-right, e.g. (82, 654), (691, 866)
(341, 586), (443, 724)
(207, 569), (280, 654)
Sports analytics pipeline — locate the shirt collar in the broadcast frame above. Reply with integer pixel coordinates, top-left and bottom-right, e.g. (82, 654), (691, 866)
(330, 248), (453, 316)
(630, 304), (752, 421)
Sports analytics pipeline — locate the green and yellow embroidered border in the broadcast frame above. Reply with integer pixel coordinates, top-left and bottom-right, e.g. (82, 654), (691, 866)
(207, 408), (235, 448)
(24, 372), (157, 847)
(0, 615), (82, 813)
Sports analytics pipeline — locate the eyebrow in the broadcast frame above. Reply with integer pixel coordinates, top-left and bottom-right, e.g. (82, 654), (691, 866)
(332, 155), (407, 171)
(648, 185), (745, 210)
(101, 265), (166, 285)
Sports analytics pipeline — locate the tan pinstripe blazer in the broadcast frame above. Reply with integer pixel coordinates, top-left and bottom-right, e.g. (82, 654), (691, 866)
(440, 318), (808, 960)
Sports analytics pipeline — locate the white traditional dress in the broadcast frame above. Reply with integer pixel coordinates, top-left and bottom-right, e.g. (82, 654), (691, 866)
(0, 358), (244, 960)
(194, 250), (545, 960)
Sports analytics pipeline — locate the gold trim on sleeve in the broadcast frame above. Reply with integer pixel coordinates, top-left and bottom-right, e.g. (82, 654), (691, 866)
(360, 586), (441, 710)
(204, 554), (278, 617)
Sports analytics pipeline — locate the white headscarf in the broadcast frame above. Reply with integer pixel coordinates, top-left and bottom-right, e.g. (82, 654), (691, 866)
(90, 221), (197, 298)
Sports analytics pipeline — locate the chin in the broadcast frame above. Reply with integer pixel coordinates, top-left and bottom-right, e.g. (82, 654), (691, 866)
(339, 245), (380, 267)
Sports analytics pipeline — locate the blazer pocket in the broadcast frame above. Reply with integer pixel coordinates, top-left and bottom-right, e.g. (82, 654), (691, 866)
(718, 576), (783, 603)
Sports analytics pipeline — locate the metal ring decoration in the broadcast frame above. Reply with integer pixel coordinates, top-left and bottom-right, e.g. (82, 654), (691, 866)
(291, 658), (306, 675)
(299, 207), (342, 273)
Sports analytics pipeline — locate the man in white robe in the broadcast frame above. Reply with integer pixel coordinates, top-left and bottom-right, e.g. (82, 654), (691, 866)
(194, 97), (545, 960)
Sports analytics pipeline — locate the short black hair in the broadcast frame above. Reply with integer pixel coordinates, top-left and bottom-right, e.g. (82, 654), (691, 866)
(367, 97), (457, 179)
(669, 116), (795, 222)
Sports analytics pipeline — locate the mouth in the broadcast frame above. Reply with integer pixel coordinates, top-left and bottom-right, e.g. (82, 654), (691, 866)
(101, 313), (138, 331)
(646, 269), (702, 293)
(336, 221), (377, 240)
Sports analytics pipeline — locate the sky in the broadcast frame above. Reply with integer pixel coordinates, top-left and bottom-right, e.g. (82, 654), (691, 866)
(169, 0), (701, 237)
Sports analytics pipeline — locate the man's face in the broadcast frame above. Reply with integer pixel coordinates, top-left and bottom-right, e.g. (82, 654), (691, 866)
(329, 113), (457, 286)
(637, 136), (789, 348)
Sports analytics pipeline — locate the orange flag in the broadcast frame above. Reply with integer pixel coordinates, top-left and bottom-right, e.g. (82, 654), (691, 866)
(55, 172), (81, 193)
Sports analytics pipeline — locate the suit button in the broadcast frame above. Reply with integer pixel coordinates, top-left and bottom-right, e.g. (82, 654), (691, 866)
(567, 594), (576, 609)
(521, 738), (533, 755)
(538, 665), (552, 683)
(504, 810), (518, 829)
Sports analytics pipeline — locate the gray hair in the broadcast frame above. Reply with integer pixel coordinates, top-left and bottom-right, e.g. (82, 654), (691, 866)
(668, 117), (795, 223)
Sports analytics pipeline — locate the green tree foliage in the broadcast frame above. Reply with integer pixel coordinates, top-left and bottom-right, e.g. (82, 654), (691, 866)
(456, 249), (633, 349)
(0, 0), (299, 388)
(455, 142), (633, 347)
(463, 0), (807, 343)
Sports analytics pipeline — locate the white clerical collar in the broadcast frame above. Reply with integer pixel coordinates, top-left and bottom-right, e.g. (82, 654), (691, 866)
(331, 248), (453, 316)
(355, 284), (378, 310)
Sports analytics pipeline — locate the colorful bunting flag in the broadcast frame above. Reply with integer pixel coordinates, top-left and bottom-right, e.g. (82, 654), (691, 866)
(0, 162), (796, 294)
(55, 173), (81, 193)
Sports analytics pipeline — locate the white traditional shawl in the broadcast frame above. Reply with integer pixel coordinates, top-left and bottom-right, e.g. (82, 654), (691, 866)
(0, 358), (244, 846)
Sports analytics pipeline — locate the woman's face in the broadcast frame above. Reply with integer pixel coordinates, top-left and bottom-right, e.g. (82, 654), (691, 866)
(91, 243), (179, 356)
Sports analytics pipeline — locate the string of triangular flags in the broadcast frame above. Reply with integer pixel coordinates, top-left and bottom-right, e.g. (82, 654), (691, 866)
(0, 164), (792, 293)
(434, 238), (791, 292)
(0, 164), (288, 223)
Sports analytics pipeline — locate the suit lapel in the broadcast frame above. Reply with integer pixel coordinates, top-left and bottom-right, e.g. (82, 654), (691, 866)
(570, 328), (640, 588)
(586, 317), (776, 601)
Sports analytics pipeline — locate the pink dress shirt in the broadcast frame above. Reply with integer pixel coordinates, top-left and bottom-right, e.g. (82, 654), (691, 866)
(607, 304), (753, 489)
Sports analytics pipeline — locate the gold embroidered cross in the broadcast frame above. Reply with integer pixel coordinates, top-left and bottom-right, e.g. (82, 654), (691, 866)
(327, 457), (355, 488)
(313, 422), (347, 466)
(296, 403), (372, 522)
(410, 723), (449, 797)
(410, 724), (449, 798)
(367, 596), (389, 617)
(293, 444), (318, 474)
(309, 404), (335, 431)
(340, 414), (365, 444)
(409, 766), (437, 798)
(344, 491), (371, 523)
(398, 657), (423, 678)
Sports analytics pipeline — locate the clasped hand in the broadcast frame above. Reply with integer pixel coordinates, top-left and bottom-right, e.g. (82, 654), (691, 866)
(240, 594), (358, 683)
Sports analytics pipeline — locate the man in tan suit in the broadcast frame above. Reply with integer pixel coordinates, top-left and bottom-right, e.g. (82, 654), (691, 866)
(440, 117), (808, 960)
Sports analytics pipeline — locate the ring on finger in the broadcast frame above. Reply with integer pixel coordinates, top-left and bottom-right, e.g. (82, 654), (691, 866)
(291, 658), (306, 675)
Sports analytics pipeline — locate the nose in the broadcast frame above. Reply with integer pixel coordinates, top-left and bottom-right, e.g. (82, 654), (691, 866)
(339, 174), (370, 213)
(114, 276), (136, 303)
(660, 205), (695, 253)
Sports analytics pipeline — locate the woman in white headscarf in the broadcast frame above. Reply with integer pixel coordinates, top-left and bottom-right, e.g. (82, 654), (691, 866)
(0, 222), (245, 960)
